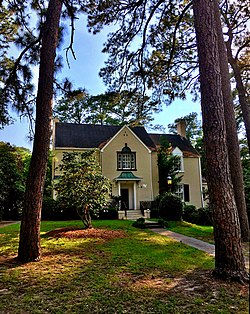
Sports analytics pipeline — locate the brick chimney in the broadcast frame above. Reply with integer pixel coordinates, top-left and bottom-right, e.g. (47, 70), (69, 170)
(176, 119), (186, 138)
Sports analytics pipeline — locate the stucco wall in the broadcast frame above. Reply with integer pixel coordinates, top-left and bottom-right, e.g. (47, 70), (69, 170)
(101, 127), (155, 208)
(180, 157), (203, 208)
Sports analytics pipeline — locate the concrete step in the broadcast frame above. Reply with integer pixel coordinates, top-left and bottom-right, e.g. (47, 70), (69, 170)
(126, 210), (144, 220)
(144, 222), (162, 229)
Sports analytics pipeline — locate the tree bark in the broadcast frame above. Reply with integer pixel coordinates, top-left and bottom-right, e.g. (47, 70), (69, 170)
(213, 3), (249, 241)
(18, 0), (63, 262)
(225, 29), (250, 151)
(193, 0), (248, 282)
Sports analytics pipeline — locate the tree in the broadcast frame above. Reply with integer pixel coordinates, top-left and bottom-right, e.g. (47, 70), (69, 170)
(193, 0), (248, 281)
(55, 151), (111, 228)
(214, 1), (249, 241)
(53, 88), (89, 124)
(54, 89), (160, 126)
(220, 0), (250, 150)
(84, 0), (248, 281)
(157, 137), (182, 195)
(0, 142), (27, 220)
(18, 0), (63, 262)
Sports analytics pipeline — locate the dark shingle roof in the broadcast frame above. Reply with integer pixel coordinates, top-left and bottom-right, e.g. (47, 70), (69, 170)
(54, 123), (199, 156)
(149, 133), (199, 157)
(55, 123), (156, 150)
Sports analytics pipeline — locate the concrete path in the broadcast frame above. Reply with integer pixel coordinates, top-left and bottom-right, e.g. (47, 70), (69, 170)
(0, 221), (20, 228)
(150, 228), (249, 270)
(150, 228), (215, 255)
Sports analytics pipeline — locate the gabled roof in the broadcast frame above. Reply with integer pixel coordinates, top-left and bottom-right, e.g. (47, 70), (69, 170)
(149, 133), (199, 157)
(54, 123), (156, 150)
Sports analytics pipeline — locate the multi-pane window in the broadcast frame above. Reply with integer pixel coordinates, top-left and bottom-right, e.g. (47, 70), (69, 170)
(117, 144), (136, 170)
(175, 184), (184, 200)
(175, 184), (190, 202)
(173, 148), (184, 172)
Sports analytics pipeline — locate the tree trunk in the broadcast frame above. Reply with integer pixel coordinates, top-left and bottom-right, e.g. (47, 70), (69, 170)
(193, 0), (248, 282)
(18, 0), (63, 262)
(225, 39), (250, 151)
(213, 3), (249, 241)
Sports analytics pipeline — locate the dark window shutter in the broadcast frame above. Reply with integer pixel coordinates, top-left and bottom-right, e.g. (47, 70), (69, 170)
(184, 184), (190, 202)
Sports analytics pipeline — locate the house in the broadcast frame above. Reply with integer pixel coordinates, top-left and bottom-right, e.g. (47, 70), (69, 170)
(52, 121), (204, 219)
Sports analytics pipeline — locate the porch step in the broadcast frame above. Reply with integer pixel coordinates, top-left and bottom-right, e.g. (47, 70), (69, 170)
(144, 222), (162, 229)
(126, 210), (144, 220)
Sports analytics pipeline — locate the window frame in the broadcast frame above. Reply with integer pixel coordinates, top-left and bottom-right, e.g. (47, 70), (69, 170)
(117, 151), (137, 171)
(172, 148), (184, 172)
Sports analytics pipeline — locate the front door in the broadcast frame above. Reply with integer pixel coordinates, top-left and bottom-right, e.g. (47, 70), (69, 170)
(121, 188), (129, 210)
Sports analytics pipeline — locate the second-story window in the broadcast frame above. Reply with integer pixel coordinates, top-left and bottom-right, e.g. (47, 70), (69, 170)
(117, 143), (136, 170)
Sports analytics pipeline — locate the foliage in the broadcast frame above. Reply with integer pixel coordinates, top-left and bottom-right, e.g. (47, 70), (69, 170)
(132, 217), (146, 229)
(53, 89), (160, 127)
(55, 151), (111, 228)
(158, 192), (183, 221)
(157, 136), (182, 195)
(53, 88), (89, 124)
(183, 204), (213, 226)
(0, 142), (31, 220)
(84, 0), (198, 106)
(42, 196), (79, 220)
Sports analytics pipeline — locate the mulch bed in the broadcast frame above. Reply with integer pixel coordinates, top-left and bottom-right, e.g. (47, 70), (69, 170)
(46, 227), (127, 240)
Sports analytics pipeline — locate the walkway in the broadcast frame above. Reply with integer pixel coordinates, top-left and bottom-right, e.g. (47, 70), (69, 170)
(0, 221), (20, 228)
(150, 228), (249, 270)
(150, 228), (215, 255)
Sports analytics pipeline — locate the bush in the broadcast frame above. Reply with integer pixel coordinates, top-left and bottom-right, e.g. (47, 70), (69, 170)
(182, 205), (199, 224)
(132, 217), (146, 229)
(98, 207), (118, 220)
(158, 192), (183, 221)
(183, 204), (213, 226)
(158, 217), (169, 228)
(42, 197), (78, 220)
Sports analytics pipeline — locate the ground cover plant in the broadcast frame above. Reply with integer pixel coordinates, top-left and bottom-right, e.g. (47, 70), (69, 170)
(0, 221), (249, 313)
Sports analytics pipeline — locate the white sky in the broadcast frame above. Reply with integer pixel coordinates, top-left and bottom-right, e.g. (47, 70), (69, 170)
(0, 15), (201, 150)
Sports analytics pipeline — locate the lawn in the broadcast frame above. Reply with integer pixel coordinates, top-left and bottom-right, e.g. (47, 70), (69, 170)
(0, 220), (248, 314)
(165, 221), (214, 243)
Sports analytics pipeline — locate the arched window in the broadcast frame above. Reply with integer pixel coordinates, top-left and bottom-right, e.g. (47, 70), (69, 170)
(117, 143), (136, 170)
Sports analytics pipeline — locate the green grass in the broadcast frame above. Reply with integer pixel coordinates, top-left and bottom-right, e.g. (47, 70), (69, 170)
(0, 220), (248, 313)
(163, 220), (214, 243)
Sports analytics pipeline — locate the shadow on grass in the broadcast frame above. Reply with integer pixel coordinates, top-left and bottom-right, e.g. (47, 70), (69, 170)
(0, 221), (248, 314)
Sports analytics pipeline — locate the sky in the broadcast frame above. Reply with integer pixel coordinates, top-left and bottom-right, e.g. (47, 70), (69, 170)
(0, 15), (202, 151)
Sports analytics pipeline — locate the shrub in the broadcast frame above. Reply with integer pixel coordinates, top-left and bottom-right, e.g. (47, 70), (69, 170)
(132, 217), (146, 229)
(158, 217), (169, 228)
(197, 205), (213, 226)
(183, 205), (199, 224)
(98, 207), (118, 220)
(183, 204), (213, 226)
(158, 192), (183, 221)
(42, 197), (78, 220)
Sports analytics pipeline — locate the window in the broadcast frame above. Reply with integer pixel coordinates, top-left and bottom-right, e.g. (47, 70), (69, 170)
(173, 148), (184, 172)
(117, 144), (136, 170)
(175, 184), (190, 202)
(175, 184), (184, 200)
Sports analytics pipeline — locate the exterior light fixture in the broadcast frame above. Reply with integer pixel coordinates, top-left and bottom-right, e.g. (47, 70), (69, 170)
(167, 176), (172, 186)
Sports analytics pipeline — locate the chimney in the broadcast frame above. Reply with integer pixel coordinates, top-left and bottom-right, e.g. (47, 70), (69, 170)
(176, 119), (186, 138)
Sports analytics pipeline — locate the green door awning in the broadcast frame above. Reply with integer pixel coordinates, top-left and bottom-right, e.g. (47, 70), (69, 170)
(115, 172), (141, 181)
